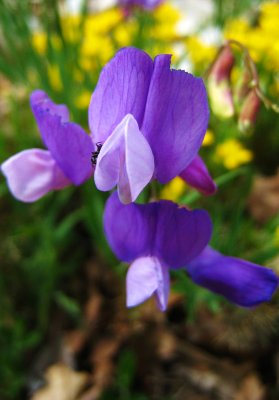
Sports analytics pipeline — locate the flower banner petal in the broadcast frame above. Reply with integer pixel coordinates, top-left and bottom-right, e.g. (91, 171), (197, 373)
(32, 94), (94, 185)
(142, 55), (209, 183)
(89, 48), (154, 143)
(126, 256), (169, 311)
(1, 149), (70, 202)
(180, 155), (217, 195)
(187, 247), (279, 307)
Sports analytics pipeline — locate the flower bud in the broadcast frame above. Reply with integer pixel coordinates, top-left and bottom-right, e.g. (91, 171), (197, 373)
(208, 45), (235, 118)
(238, 89), (261, 132)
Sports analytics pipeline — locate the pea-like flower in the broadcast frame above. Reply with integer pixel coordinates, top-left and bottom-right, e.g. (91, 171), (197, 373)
(118, 0), (163, 11)
(2, 48), (213, 203)
(89, 47), (210, 203)
(1, 90), (94, 202)
(104, 193), (278, 310)
(104, 192), (212, 310)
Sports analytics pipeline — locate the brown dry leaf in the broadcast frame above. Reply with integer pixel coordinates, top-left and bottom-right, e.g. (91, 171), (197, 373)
(32, 363), (89, 400)
(234, 374), (265, 400)
(248, 171), (279, 223)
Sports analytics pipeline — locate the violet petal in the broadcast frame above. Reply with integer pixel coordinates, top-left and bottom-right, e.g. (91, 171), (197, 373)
(156, 202), (212, 268)
(104, 193), (212, 268)
(104, 192), (156, 262)
(126, 256), (169, 311)
(95, 114), (154, 203)
(142, 55), (209, 183)
(89, 48), (153, 143)
(30, 90), (69, 123)
(119, 0), (162, 10)
(187, 247), (279, 307)
(31, 94), (94, 185)
(1, 149), (70, 202)
(180, 155), (217, 195)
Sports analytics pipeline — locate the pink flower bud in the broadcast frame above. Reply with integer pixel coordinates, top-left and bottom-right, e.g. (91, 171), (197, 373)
(208, 45), (235, 119)
(238, 89), (261, 132)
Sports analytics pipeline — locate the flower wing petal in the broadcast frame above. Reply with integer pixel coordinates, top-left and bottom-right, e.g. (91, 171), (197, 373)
(142, 55), (209, 183)
(89, 48), (153, 143)
(30, 90), (70, 122)
(1, 149), (70, 202)
(31, 93), (93, 185)
(180, 155), (217, 195)
(187, 247), (279, 307)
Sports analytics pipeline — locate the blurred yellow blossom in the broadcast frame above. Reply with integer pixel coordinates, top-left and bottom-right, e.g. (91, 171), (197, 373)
(224, 2), (279, 70)
(114, 22), (137, 47)
(32, 32), (47, 55)
(83, 9), (122, 36)
(74, 91), (92, 109)
(202, 130), (214, 146)
(152, 3), (181, 41)
(186, 36), (217, 72)
(61, 14), (82, 43)
(160, 177), (186, 201)
(47, 64), (62, 91)
(274, 226), (279, 248)
(216, 139), (253, 169)
(81, 35), (114, 66)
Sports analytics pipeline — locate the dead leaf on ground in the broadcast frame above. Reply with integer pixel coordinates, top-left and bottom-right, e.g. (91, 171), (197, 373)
(32, 363), (90, 400)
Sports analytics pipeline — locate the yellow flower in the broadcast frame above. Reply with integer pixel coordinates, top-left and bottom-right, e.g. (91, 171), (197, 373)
(114, 22), (136, 47)
(47, 64), (63, 92)
(83, 9), (122, 35)
(216, 139), (253, 169)
(224, 3), (279, 70)
(186, 36), (217, 71)
(152, 3), (181, 41)
(74, 91), (92, 109)
(202, 130), (214, 146)
(61, 14), (81, 43)
(32, 32), (47, 55)
(274, 226), (279, 248)
(160, 177), (187, 201)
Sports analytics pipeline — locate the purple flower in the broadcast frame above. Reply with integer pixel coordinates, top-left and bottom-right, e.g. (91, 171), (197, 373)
(187, 246), (278, 307)
(89, 47), (209, 204)
(180, 155), (217, 196)
(118, 0), (163, 10)
(1, 90), (94, 202)
(104, 193), (278, 310)
(104, 192), (212, 310)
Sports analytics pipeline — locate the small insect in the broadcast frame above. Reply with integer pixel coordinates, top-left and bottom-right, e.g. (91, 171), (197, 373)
(91, 142), (103, 166)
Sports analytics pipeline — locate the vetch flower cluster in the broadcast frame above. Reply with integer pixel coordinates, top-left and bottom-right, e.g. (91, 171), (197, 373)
(2, 48), (214, 204)
(104, 194), (278, 309)
(1, 47), (278, 311)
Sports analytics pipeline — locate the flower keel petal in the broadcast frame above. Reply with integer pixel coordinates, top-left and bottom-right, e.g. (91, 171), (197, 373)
(126, 256), (169, 311)
(95, 114), (154, 203)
